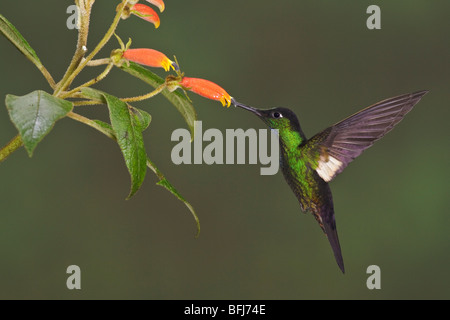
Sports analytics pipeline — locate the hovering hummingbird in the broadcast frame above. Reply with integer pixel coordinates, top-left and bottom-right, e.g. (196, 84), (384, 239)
(232, 90), (428, 273)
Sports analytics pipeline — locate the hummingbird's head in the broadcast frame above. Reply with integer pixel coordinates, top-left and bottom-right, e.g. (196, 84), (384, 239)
(232, 99), (302, 133)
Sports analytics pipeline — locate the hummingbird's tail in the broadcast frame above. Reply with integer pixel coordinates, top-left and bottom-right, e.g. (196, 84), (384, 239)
(315, 201), (345, 273)
(322, 217), (345, 274)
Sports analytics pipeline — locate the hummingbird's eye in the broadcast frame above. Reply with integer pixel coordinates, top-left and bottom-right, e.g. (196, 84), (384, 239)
(272, 111), (282, 119)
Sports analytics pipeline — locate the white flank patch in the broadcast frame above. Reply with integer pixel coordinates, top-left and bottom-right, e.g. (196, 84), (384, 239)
(316, 155), (343, 182)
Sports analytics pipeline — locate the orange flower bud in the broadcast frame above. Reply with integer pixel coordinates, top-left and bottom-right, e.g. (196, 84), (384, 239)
(131, 3), (160, 28)
(146, 0), (165, 12)
(180, 77), (233, 107)
(123, 48), (177, 71)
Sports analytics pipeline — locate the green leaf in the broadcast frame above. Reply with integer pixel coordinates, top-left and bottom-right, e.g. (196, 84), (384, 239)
(90, 89), (149, 199)
(91, 119), (116, 138)
(5, 90), (73, 156)
(147, 157), (200, 238)
(80, 88), (198, 233)
(120, 62), (197, 138)
(0, 13), (43, 69)
(80, 87), (104, 101)
(92, 119), (114, 133)
(81, 88), (152, 131)
(130, 106), (152, 131)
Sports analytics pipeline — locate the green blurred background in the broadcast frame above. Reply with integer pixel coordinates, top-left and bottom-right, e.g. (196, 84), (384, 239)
(0, 0), (449, 299)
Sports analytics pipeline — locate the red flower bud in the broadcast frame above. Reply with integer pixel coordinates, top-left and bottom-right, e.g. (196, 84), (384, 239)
(123, 48), (177, 71)
(146, 0), (165, 12)
(180, 77), (233, 107)
(131, 3), (160, 28)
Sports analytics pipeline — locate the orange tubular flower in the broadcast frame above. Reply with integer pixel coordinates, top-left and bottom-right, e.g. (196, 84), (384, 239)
(180, 77), (233, 107)
(146, 0), (165, 12)
(123, 48), (177, 71)
(131, 3), (161, 28)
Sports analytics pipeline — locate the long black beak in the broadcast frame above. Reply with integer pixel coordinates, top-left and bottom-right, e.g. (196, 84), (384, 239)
(231, 98), (263, 117)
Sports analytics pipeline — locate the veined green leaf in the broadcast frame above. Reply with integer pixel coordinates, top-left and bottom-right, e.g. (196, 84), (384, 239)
(120, 62), (197, 138)
(0, 13), (43, 69)
(5, 90), (73, 156)
(130, 106), (152, 131)
(79, 87), (105, 102)
(85, 88), (149, 198)
(147, 157), (200, 237)
(92, 119), (116, 138)
(81, 88), (152, 131)
(82, 88), (198, 233)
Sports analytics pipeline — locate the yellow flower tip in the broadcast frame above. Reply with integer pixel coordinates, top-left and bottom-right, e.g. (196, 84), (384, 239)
(220, 94), (232, 108)
(160, 57), (176, 72)
(146, 0), (165, 12)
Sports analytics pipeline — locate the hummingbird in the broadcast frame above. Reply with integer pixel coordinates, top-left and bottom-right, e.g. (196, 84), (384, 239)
(231, 90), (428, 273)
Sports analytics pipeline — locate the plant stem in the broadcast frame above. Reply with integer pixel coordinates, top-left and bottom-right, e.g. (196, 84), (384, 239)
(72, 100), (103, 106)
(61, 62), (114, 99)
(71, 81), (165, 106)
(121, 83), (166, 103)
(0, 134), (23, 163)
(67, 111), (115, 140)
(55, 1), (129, 96)
(86, 58), (111, 66)
(54, 0), (94, 96)
(40, 66), (56, 89)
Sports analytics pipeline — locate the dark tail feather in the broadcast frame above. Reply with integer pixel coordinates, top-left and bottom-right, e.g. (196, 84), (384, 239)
(316, 193), (345, 273)
(323, 221), (345, 274)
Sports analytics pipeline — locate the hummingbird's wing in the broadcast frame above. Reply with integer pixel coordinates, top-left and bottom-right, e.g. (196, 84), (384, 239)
(304, 90), (428, 182)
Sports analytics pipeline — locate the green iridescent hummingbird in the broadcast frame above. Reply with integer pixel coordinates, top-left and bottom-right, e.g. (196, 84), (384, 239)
(231, 90), (428, 273)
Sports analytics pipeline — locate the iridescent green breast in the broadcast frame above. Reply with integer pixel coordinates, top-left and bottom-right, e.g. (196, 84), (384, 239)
(279, 141), (323, 212)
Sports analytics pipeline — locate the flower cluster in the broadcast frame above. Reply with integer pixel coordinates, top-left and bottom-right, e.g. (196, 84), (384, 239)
(118, 0), (234, 107)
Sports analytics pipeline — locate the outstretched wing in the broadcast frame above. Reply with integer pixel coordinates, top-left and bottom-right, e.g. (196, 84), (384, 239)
(304, 90), (428, 182)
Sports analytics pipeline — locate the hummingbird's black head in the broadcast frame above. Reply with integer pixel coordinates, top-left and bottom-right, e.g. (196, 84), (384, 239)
(232, 99), (302, 134)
